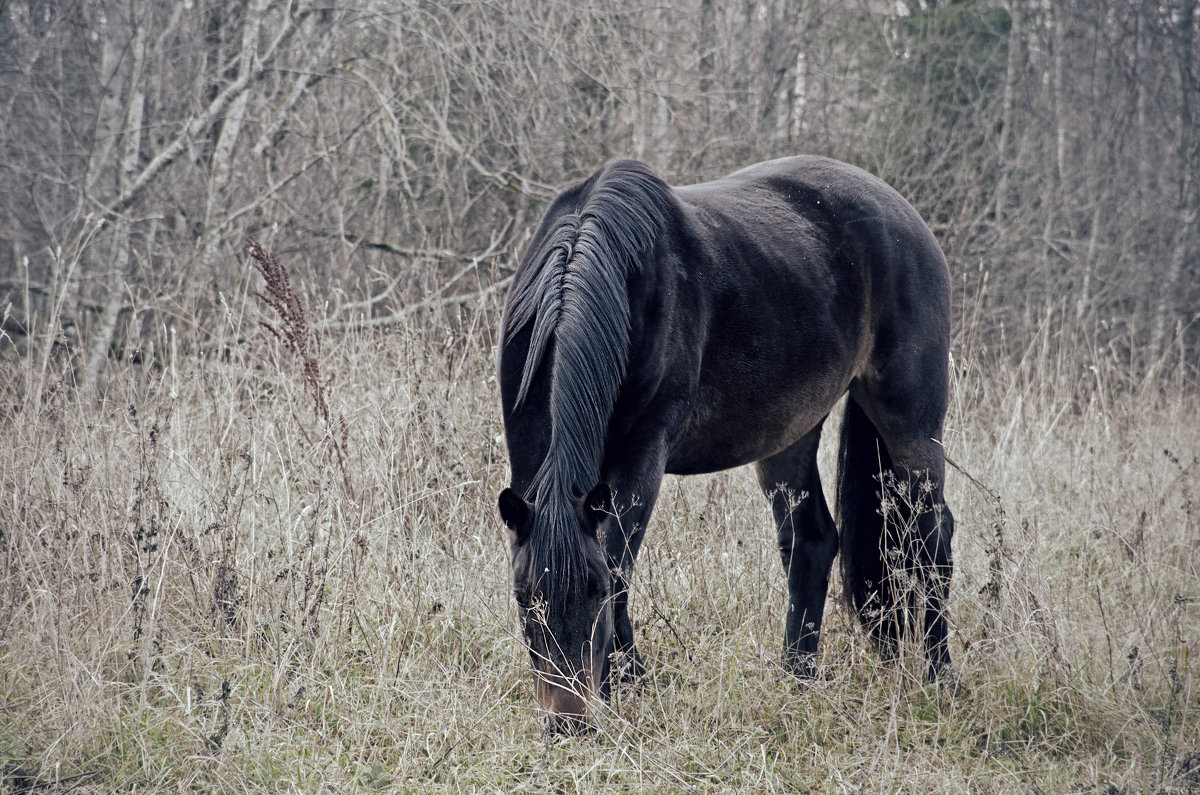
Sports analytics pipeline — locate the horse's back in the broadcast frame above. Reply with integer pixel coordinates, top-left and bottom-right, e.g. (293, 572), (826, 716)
(673, 154), (950, 360)
(679, 155), (943, 264)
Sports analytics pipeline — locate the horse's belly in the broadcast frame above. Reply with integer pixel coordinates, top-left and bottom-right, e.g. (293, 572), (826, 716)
(663, 368), (849, 475)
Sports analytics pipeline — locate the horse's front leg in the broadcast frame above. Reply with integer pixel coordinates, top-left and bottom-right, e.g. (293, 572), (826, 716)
(597, 463), (666, 685)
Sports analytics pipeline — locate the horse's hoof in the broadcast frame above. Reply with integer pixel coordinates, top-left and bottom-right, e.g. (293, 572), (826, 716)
(781, 653), (817, 680)
(932, 667), (966, 699)
(611, 649), (646, 684)
(543, 712), (595, 738)
(622, 661), (645, 684)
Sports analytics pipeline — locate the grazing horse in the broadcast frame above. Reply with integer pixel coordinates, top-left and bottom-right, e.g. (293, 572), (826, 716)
(496, 156), (955, 732)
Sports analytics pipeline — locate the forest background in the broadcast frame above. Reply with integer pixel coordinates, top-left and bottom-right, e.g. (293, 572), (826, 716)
(1, 0), (1197, 791)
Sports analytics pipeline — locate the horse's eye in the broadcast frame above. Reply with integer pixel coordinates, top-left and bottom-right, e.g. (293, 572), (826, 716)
(587, 574), (607, 599)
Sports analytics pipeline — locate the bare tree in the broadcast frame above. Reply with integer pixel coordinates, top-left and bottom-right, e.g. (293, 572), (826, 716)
(1, 0), (1195, 387)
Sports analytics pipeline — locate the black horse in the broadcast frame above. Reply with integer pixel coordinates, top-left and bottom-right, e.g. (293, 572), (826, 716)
(497, 156), (955, 732)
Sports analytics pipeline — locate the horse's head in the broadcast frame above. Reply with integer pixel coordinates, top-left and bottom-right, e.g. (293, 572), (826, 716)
(498, 484), (614, 733)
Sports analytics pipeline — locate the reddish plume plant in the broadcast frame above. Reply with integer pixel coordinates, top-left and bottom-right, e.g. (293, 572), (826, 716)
(247, 235), (352, 496)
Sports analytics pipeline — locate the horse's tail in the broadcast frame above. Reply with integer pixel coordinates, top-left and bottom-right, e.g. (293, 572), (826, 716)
(837, 395), (901, 650)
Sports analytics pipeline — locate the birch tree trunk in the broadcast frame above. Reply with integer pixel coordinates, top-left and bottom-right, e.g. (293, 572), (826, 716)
(84, 14), (146, 391)
(649, 5), (673, 169)
(1152, 0), (1198, 358)
(995, 0), (1022, 226)
(760, 0), (801, 144)
(199, 0), (270, 281)
(789, 44), (809, 142)
(699, 0), (717, 129)
(1051, 2), (1067, 183)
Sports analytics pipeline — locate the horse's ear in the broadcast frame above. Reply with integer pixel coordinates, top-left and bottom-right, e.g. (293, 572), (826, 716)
(498, 488), (532, 543)
(576, 482), (613, 538)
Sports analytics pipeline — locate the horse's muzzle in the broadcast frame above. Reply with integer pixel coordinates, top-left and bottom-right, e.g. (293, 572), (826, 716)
(536, 676), (596, 734)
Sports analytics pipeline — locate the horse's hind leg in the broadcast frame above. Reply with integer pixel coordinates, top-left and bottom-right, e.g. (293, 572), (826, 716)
(755, 424), (839, 678)
(879, 448), (953, 677)
(851, 352), (955, 678)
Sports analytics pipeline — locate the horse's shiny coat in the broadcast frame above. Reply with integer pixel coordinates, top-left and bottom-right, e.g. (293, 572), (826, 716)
(498, 156), (955, 730)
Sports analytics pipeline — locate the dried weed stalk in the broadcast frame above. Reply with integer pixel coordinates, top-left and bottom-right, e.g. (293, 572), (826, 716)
(247, 235), (352, 496)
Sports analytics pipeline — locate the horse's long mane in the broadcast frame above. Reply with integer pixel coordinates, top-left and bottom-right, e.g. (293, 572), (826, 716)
(503, 159), (673, 598)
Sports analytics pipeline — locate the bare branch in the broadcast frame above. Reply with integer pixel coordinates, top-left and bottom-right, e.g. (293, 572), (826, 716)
(106, 4), (299, 218)
(320, 275), (513, 332)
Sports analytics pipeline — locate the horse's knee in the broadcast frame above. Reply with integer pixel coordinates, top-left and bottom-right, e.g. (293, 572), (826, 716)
(930, 501), (954, 563)
(777, 513), (837, 574)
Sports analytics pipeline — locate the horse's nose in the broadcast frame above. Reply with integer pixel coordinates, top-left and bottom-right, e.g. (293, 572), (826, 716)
(536, 678), (594, 734)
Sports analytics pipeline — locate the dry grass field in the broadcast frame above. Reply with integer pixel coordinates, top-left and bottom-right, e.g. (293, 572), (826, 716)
(1, 282), (1197, 792)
